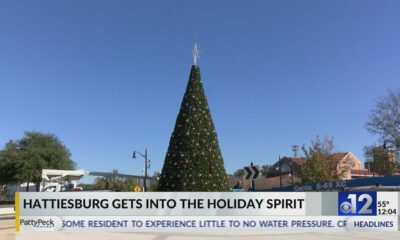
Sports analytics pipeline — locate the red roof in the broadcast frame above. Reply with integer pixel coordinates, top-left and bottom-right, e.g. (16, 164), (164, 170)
(351, 169), (373, 175)
(292, 157), (307, 165)
(330, 152), (348, 161)
(291, 153), (349, 165)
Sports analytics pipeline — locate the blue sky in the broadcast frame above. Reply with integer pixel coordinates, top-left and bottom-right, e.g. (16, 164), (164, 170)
(1, 1), (400, 178)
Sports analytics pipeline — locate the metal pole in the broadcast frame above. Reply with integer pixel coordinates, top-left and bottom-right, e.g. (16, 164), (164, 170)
(279, 157), (282, 188)
(250, 161), (254, 191)
(291, 158), (294, 186)
(278, 156), (282, 187)
(144, 148), (147, 192)
(291, 145), (298, 187)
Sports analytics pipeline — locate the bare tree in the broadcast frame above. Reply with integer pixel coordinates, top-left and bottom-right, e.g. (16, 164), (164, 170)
(366, 90), (400, 150)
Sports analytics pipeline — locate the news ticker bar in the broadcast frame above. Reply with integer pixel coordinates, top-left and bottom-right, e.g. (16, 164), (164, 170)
(17, 216), (400, 232)
(16, 191), (400, 232)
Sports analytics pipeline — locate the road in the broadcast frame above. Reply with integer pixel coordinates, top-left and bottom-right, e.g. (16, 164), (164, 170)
(0, 218), (14, 240)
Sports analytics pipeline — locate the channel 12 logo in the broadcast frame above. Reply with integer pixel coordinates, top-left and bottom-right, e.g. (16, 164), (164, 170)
(338, 192), (377, 216)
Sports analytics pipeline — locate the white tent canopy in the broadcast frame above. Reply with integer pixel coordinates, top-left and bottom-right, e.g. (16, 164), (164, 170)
(41, 169), (86, 182)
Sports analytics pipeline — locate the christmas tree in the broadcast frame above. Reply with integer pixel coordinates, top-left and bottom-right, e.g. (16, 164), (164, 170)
(158, 63), (230, 191)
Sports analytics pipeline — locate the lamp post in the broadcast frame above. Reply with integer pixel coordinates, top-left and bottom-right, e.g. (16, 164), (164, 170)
(291, 145), (298, 187)
(132, 148), (151, 192)
(250, 161), (255, 191)
(290, 159), (294, 186)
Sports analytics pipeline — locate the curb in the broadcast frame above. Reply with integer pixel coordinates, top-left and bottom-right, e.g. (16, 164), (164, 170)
(0, 207), (14, 215)
(0, 214), (14, 220)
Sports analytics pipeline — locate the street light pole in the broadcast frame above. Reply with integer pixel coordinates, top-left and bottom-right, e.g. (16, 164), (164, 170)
(291, 145), (298, 187)
(250, 161), (255, 191)
(279, 156), (282, 188)
(132, 148), (151, 192)
(290, 158), (294, 186)
(144, 149), (148, 192)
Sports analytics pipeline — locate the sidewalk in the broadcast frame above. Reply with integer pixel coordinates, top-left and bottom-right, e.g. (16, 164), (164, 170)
(0, 218), (15, 240)
(0, 204), (15, 240)
(0, 207), (14, 215)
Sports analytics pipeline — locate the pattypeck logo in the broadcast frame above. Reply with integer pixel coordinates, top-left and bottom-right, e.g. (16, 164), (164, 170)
(20, 219), (55, 228)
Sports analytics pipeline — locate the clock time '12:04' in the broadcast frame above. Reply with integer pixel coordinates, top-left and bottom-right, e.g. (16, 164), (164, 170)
(378, 201), (397, 215)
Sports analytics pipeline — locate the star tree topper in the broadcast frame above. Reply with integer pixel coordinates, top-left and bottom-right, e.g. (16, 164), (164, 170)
(192, 43), (200, 65)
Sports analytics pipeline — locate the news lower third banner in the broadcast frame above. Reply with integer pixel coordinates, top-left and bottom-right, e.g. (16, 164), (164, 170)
(15, 192), (400, 233)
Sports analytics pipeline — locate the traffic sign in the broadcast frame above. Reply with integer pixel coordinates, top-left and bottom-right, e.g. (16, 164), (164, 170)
(134, 185), (142, 192)
(244, 165), (260, 179)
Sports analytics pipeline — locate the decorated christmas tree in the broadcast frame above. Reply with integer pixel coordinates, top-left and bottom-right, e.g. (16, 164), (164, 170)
(158, 47), (230, 191)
